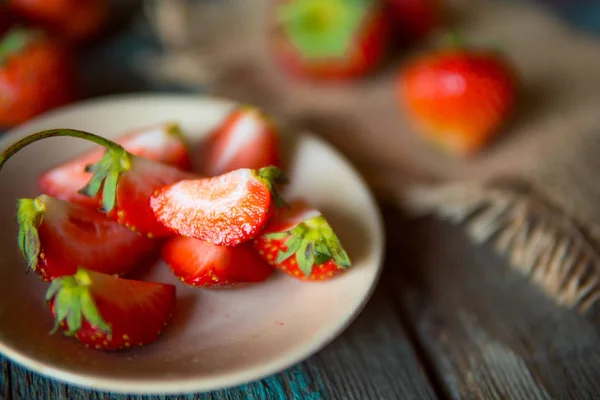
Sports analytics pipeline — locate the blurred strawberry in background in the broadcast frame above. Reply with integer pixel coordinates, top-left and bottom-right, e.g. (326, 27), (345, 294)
(387, 0), (441, 44)
(0, 28), (77, 128)
(397, 39), (518, 156)
(7, 0), (109, 43)
(270, 0), (391, 80)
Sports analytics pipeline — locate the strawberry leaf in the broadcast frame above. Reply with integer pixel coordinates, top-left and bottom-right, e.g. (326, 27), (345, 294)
(277, 235), (302, 263)
(16, 197), (46, 273)
(46, 268), (111, 337)
(0, 27), (40, 66)
(278, 0), (368, 60)
(297, 241), (315, 277)
(79, 147), (131, 213)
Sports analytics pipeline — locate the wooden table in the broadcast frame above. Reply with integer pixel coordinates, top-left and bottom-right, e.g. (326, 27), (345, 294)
(3, 2), (600, 399)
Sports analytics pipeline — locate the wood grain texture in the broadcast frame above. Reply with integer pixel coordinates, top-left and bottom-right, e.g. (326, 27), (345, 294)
(2, 287), (437, 400)
(383, 206), (600, 400)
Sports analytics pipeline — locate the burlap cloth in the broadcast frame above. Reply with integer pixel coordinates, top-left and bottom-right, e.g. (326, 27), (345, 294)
(140, 0), (600, 316)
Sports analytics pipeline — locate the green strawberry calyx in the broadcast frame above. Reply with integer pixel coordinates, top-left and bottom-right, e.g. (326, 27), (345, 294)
(0, 129), (132, 214)
(264, 214), (351, 277)
(255, 166), (290, 209)
(0, 27), (41, 66)
(46, 268), (112, 337)
(277, 0), (370, 60)
(16, 196), (47, 273)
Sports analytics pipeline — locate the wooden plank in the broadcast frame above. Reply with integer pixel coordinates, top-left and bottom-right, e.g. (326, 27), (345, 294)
(6, 286), (438, 400)
(383, 207), (600, 400)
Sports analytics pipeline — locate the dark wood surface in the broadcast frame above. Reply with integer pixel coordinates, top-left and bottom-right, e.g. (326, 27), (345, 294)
(3, 2), (600, 399)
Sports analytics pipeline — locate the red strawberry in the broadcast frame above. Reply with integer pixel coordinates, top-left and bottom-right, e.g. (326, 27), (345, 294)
(397, 45), (517, 155)
(162, 237), (274, 288)
(39, 122), (191, 208)
(46, 268), (176, 351)
(254, 199), (351, 281)
(150, 166), (289, 246)
(271, 0), (391, 80)
(0, 28), (77, 128)
(16, 195), (158, 281)
(0, 129), (195, 238)
(8, 0), (108, 43)
(197, 106), (281, 177)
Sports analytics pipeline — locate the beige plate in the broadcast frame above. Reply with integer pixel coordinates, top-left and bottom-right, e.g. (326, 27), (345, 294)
(0, 94), (384, 394)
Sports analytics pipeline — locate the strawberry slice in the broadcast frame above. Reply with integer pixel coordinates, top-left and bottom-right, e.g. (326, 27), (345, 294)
(46, 268), (176, 351)
(17, 195), (159, 281)
(197, 106), (281, 176)
(39, 122), (191, 207)
(253, 199), (351, 281)
(162, 237), (274, 288)
(150, 166), (289, 246)
(0, 129), (196, 238)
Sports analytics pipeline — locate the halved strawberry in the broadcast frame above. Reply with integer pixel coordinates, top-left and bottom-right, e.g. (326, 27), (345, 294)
(253, 199), (351, 281)
(150, 166), (289, 246)
(17, 195), (159, 281)
(0, 129), (196, 238)
(162, 237), (274, 288)
(46, 268), (176, 351)
(39, 122), (191, 207)
(197, 106), (281, 176)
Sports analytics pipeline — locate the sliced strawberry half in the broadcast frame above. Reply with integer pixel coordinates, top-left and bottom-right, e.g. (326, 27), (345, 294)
(254, 199), (351, 281)
(38, 122), (191, 207)
(17, 195), (159, 281)
(162, 237), (274, 288)
(46, 268), (176, 351)
(197, 106), (281, 176)
(150, 166), (289, 246)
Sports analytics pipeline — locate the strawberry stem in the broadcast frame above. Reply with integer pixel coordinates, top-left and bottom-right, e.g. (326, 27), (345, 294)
(257, 166), (290, 209)
(0, 27), (40, 65)
(0, 129), (131, 213)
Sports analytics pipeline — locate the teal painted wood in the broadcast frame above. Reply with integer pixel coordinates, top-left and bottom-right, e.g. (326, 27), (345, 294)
(1, 355), (9, 399)
(1, 287), (438, 399)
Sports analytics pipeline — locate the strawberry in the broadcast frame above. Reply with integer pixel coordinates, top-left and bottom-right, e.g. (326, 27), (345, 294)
(150, 166), (289, 246)
(197, 106), (281, 177)
(39, 122), (191, 207)
(397, 44), (517, 156)
(253, 199), (351, 281)
(162, 237), (274, 288)
(46, 268), (176, 351)
(271, 0), (391, 80)
(0, 28), (77, 128)
(387, 0), (440, 44)
(0, 129), (195, 238)
(17, 195), (159, 281)
(8, 0), (108, 43)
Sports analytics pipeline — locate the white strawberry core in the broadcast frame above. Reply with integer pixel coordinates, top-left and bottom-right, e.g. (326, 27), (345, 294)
(214, 113), (262, 173)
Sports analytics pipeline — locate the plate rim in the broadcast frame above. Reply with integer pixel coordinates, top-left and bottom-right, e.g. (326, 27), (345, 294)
(0, 93), (385, 395)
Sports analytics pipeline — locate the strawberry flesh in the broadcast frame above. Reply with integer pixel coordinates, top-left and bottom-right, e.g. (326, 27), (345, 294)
(197, 106), (281, 176)
(150, 166), (288, 246)
(47, 268), (176, 351)
(38, 122), (190, 207)
(17, 195), (159, 281)
(162, 237), (274, 288)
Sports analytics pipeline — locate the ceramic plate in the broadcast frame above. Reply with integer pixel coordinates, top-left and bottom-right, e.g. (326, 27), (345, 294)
(0, 94), (384, 394)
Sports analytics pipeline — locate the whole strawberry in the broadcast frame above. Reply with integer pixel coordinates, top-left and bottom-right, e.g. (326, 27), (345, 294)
(271, 0), (391, 80)
(8, 0), (108, 43)
(254, 199), (351, 281)
(397, 43), (517, 155)
(0, 28), (77, 128)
